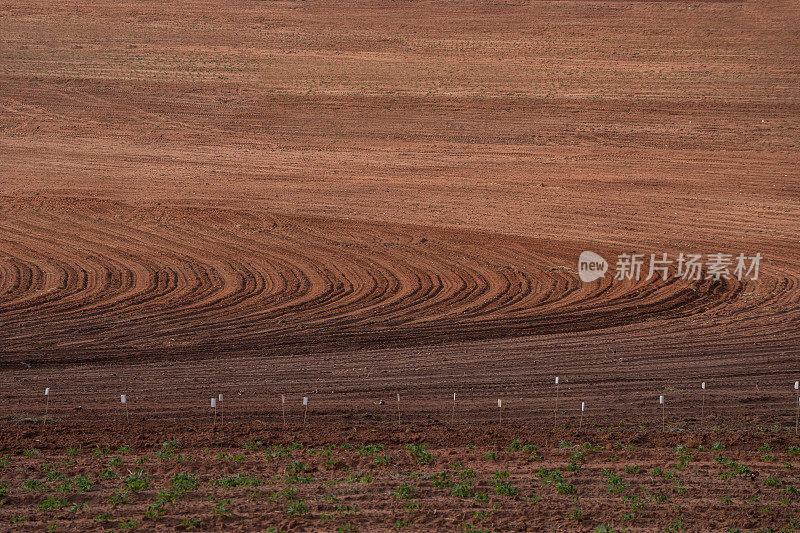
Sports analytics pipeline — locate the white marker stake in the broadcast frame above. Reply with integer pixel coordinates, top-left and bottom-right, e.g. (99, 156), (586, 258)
(211, 398), (217, 428)
(451, 392), (456, 426)
(794, 382), (799, 435)
(795, 382), (799, 435)
(580, 401), (585, 431)
(397, 393), (401, 425)
(121, 394), (128, 423)
(44, 388), (50, 426)
(219, 394), (224, 427)
(302, 396), (309, 425)
(498, 399), (502, 426)
(701, 382), (706, 427)
(659, 395), (665, 432)
(281, 395), (286, 427)
(554, 377), (560, 429)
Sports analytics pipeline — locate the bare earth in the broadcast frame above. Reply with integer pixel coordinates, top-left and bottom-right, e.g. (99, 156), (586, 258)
(0, 0), (799, 530)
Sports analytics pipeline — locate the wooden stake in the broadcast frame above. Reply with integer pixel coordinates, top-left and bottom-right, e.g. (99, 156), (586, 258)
(121, 394), (128, 423)
(498, 399), (502, 426)
(43, 388), (50, 426)
(660, 395), (665, 432)
(554, 377), (560, 428)
(580, 401), (585, 431)
(701, 382), (706, 428)
(795, 382), (799, 435)
(281, 395), (286, 427)
(302, 397), (309, 425)
(211, 398), (217, 429)
(451, 392), (456, 426)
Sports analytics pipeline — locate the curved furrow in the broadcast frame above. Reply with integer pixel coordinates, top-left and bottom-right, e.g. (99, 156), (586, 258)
(260, 223), (439, 328)
(336, 251), (448, 328)
(0, 199), (795, 364)
(181, 222), (361, 324)
(364, 242), (495, 327)
(0, 257), (34, 307)
(428, 246), (546, 320)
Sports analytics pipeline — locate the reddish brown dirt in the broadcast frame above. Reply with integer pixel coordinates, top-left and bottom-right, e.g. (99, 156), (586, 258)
(2, 425), (800, 531)
(1, 0), (799, 529)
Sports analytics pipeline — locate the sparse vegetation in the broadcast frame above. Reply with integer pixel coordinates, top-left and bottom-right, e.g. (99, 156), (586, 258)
(405, 444), (435, 465)
(124, 470), (150, 493)
(1, 431), (797, 530)
(394, 483), (418, 499)
(286, 499), (309, 516)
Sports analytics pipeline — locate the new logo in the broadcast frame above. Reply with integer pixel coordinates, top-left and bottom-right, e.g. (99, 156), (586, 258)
(578, 251), (607, 282)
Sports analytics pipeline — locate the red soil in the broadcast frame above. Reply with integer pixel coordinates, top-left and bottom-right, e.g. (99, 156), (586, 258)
(0, 0), (799, 529)
(1, 425), (800, 531)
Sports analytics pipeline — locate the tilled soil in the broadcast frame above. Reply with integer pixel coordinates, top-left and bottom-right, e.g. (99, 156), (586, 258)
(1, 0), (799, 529)
(1, 425), (800, 531)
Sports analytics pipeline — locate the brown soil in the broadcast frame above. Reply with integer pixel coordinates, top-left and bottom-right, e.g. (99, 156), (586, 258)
(1, 425), (800, 531)
(1, 0), (799, 530)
